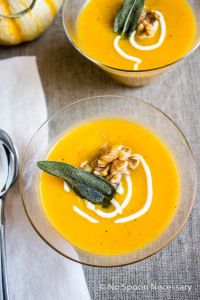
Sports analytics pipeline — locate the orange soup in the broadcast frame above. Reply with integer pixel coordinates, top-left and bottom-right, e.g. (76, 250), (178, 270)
(75, 0), (196, 70)
(40, 118), (179, 255)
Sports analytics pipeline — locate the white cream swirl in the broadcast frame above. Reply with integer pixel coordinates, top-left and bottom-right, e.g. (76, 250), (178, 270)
(113, 11), (166, 70)
(73, 205), (99, 223)
(85, 176), (132, 219)
(114, 36), (142, 70)
(114, 154), (153, 223)
(66, 154), (153, 224)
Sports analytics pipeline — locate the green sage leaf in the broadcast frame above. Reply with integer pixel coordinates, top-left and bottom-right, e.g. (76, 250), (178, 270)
(114, 0), (145, 37)
(37, 161), (116, 207)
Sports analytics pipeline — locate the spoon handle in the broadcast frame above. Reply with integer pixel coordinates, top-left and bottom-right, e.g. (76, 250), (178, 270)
(0, 197), (10, 300)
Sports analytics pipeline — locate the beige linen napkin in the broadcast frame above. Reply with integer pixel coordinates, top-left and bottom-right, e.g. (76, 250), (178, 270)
(0, 57), (90, 300)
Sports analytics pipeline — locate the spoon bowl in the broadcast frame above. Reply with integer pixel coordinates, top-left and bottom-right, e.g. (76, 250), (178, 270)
(0, 143), (9, 197)
(0, 130), (19, 184)
(0, 141), (16, 198)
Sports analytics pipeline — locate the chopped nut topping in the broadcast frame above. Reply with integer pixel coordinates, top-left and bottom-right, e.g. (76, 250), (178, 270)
(128, 155), (140, 170)
(136, 9), (160, 39)
(119, 147), (131, 161)
(94, 165), (110, 177)
(109, 172), (122, 185)
(80, 144), (139, 187)
(98, 146), (120, 167)
(110, 160), (128, 175)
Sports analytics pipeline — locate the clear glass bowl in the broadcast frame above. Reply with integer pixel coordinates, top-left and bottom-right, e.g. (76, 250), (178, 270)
(62, 0), (200, 87)
(20, 96), (197, 267)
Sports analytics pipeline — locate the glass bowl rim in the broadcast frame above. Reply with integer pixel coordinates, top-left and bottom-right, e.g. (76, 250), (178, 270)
(19, 95), (197, 267)
(62, 0), (200, 74)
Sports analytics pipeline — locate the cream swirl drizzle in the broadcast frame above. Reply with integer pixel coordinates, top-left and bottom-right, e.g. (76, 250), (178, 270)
(114, 36), (142, 70)
(65, 154), (153, 224)
(85, 175), (132, 219)
(113, 11), (166, 70)
(73, 205), (99, 223)
(114, 154), (153, 223)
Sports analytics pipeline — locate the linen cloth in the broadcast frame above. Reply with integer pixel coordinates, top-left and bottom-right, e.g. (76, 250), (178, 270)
(0, 57), (90, 300)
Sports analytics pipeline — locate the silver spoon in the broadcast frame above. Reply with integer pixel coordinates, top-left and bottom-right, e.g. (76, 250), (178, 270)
(0, 130), (18, 184)
(0, 140), (17, 300)
(0, 130), (19, 300)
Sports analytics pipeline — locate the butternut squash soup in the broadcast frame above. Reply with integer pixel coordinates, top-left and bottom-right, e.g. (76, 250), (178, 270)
(39, 118), (179, 255)
(74, 0), (197, 70)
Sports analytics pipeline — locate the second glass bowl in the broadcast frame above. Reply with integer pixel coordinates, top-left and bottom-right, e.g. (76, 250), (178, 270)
(62, 0), (200, 87)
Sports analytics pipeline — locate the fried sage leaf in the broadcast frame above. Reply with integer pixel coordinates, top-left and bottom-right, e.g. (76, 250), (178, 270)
(37, 161), (116, 207)
(114, 0), (145, 37)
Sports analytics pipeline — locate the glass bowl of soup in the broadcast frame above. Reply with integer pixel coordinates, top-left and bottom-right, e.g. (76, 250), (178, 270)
(20, 95), (197, 267)
(62, 0), (200, 87)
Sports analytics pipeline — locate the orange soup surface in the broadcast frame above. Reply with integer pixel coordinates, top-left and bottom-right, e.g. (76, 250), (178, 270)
(40, 118), (179, 255)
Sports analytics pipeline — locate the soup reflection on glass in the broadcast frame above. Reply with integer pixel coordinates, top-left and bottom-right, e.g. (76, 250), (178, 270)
(63, 0), (200, 86)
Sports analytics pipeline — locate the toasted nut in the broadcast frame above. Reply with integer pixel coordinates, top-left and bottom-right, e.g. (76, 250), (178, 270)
(98, 148), (120, 167)
(97, 159), (107, 168)
(128, 156), (140, 170)
(119, 147), (131, 161)
(98, 143), (110, 156)
(109, 172), (122, 185)
(90, 158), (98, 169)
(136, 9), (160, 39)
(80, 161), (88, 168)
(151, 10), (160, 20)
(110, 160), (128, 175)
(94, 167), (104, 176)
(137, 23), (145, 32)
(109, 160), (118, 175)
(80, 144), (140, 185)
(94, 165), (110, 177)
(101, 165), (110, 176)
